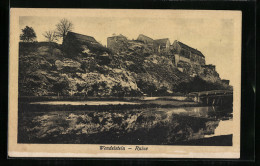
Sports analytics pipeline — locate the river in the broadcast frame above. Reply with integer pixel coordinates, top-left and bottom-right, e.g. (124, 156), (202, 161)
(18, 101), (233, 145)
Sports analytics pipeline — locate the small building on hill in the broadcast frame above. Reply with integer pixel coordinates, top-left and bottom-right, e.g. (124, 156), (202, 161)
(107, 34), (128, 53)
(172, 40), (206, 66)
(154, 38), (171, 53)
(64, 31), (98, 44)
(63, 31), (109, 56)
(137, 35), (170, 53)
(137, 34), (154, 45)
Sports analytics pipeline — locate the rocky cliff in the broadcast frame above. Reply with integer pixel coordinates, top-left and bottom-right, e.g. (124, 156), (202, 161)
(18, 41), (230, 97)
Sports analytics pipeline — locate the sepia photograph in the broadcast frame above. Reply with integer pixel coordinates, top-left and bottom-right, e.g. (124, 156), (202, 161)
(9, 9), (241, 158)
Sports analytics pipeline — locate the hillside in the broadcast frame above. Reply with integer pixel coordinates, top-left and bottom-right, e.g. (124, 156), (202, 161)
(18, 41), (230, 97)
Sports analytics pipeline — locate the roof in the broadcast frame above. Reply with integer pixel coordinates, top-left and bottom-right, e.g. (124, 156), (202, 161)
(67, 31), (97, 43)
(137, 34), (154, 41)
(154, 38), (170, 46)
(107, 34), (127, 40)
(175, 40), (204, 57)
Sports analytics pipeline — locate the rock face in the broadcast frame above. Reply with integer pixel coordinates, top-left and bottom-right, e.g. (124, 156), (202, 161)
(18, 40), (230, 97)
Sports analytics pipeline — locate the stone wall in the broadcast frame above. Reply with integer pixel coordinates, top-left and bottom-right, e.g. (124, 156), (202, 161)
(107, 35), (128, 53)
(174, 54), (191, 66)
(190, 53), (205, 65)
(137, 34), (154, 44)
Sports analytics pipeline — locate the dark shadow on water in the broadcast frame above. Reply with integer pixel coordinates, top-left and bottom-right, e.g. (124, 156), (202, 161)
(18, 103), (233, 146)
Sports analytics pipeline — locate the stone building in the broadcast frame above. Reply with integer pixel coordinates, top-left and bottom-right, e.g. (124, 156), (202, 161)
(64, 31), (98, 44)
(172, 40), (206, 65)
(107, 34), (128, 53)
(137, 34), (170, 53)
(137, 34), (154, 45)
(62, 31), (107, 56)
(174, 54), (191, 67)
(153, 38), (171, 53)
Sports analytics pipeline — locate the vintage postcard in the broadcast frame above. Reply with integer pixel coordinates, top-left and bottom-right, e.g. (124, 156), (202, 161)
(8, 8), (241, 158)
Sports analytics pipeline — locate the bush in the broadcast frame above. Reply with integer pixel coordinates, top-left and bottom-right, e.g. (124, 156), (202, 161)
(175, 76), (227, 93)
(52, 80), (69, 96)
(137, 80), (157, 96)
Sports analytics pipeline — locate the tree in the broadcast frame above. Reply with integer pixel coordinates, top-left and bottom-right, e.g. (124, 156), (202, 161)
(42, 30), (59, 56)
(20, 26), (37, 42)
(112, 84), (126, 97)
(91, 83), (100, 96)
(56, 18), (73, 42)
(43, 30), (58, 42)
(80, 61), (87, 72)
(137, 80), (157, 96)
(52, 80), (69, 97)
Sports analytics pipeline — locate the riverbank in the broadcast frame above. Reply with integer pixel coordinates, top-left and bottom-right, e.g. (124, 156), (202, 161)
(18, 95), (202, 112)
(18, 95), (186, 102)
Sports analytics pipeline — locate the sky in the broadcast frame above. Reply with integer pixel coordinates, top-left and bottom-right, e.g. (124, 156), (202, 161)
(20, 14), (236, 85)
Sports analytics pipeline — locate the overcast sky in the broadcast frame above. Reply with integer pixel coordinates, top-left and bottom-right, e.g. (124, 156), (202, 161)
(20, 14), (236, 85)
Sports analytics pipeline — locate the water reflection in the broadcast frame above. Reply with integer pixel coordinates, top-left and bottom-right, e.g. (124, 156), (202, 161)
(30, 101), (141, 105)
(18, 106), (233, 145)
(162, 107), (214, 118)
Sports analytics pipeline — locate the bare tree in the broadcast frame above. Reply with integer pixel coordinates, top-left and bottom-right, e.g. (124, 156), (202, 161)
(56, 18), (73, 42)
(43, 30), (58, 42)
